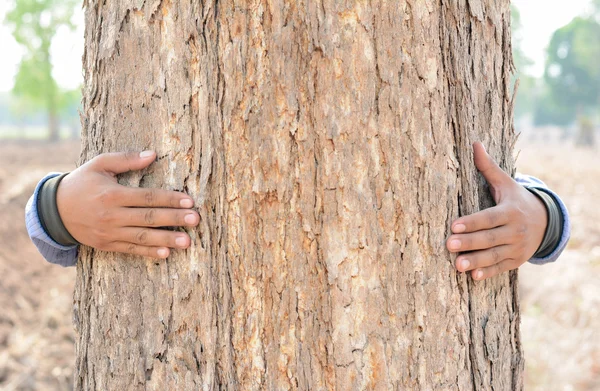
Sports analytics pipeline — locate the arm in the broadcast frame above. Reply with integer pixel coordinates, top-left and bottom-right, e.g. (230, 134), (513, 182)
(25, 173), (79, 267)
(26, 151), (200, 267)
(446, 142), (570, 280)
(514, 174), (571, 265)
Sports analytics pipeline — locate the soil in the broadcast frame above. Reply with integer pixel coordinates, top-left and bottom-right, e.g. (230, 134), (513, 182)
(0, 141), (78, 391)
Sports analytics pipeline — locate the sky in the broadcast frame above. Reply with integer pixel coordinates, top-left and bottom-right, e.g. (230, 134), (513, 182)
(0, 2), (84, 92)
(0, 1), (594, 92)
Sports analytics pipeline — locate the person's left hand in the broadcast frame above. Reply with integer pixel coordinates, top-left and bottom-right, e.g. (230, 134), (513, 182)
(446, 142), (548, 281)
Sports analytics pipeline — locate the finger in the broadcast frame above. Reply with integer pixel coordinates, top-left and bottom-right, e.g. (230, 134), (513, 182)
(117, 187), (194, 208)
(108, 242), (170, 259)
(120, 228), (191, 249)
(473, 142), (514, 195)
(451, 205), (509, 234)
(447, 226), (513, 252)
(455, 245), (512, 272)
(124, 208), (200, 228)
(471, 258), (519, 281)
(91, 151), (157, 175)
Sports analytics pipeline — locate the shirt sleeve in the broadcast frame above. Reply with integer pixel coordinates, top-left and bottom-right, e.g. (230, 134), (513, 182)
(515, 173), (571, 265)
(25, 173), (78, 267)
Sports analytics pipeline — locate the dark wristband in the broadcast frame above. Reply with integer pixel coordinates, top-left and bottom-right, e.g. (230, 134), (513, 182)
(526, 187), (564, 259)
(36, 173), (80, 246)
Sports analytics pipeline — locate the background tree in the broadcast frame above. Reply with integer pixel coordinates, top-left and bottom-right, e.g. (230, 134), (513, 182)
(4, 0), (79, 141)
(593, 0), (600, 17)
(511, 5), (537, 120)
(74, 1), (522, 390)
(542, 13), (600, 144)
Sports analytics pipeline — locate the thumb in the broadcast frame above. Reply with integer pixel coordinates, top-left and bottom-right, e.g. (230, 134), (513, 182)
(473, 142), (513, 195)
(91, 150), (157, 175)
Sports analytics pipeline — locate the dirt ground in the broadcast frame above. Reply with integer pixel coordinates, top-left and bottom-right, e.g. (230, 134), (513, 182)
(0, 139), (597, 390)
(516, 137), (600, 391)
(0, 141), (78, 390)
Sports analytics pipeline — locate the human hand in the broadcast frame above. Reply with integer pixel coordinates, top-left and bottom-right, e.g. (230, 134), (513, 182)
(446, 142), (548, 280)
(56, 151), (200, 259)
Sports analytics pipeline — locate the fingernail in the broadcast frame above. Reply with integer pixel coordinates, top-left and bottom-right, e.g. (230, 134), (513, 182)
(175, 237), (187, 247)
(475, 270), (483, 280)
(461, 259), (470, 270)
(450, 239), (461, 251)
(140, 150), (154, 158)
(453, 224), (466, 233)
(184, 213), (197, 225)
(158, 248), (169, 258)
(180, 198), (194, 208)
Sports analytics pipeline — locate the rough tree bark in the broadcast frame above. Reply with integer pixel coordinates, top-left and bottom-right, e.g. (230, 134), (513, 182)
(74, 0), (521, 390)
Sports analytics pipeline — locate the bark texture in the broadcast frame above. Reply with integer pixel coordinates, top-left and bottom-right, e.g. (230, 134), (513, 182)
(75, 0), (522, 390)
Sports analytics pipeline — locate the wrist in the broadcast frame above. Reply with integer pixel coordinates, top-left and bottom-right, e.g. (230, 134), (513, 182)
(37, 173), (80, 246)
(526, 187), (563, 258)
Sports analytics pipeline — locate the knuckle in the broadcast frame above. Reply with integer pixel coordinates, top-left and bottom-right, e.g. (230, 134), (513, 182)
(178, 211), (189, 225)
(464, 236), (473, 249)
(136, 229), (149, 244)
(97, 209), (113, 224)
(491, 247), (500, 263)
(463, 221), (473, 232)
(147, 247), (156, 258)
(144, 189), (156, 206)
(124, 152), (139, 171)
(497, 260), (514, 276)
(97, 190), (109, 203)
(485, 266), (497, 279)
(170, 194), (180, 208)
(144, 209), (156, 225)
(98, 188), (118, 204)
(127, 243), (137, 254)
(485, 230), (496, 245)
(124, 151), (135, 163)
(495, 263), (506, 276)
(486, 210), (498, 227)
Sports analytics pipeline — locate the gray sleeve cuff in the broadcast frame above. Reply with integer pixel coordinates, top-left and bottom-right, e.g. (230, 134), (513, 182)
(37, 173), (80, 246)
(525, 187), (563, 259)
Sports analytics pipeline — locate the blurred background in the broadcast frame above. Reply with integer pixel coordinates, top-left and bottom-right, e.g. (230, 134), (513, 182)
(0, 0), (598, 390)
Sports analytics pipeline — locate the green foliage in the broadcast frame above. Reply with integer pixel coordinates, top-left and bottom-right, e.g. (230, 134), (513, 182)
(12, 53), (58, 110)
(512, 2), (600, 128)
(511, 5), (537, 120)
(593, 0), (600, 16)
(4, 0), (80, 139)
(544, 16), (600, 119)
(533, 87), (576, 127)
(514, 75), (537, 120)
(511, 5), (534, 75)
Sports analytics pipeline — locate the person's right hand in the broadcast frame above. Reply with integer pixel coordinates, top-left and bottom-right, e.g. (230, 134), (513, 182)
(56, 151), (200, 259)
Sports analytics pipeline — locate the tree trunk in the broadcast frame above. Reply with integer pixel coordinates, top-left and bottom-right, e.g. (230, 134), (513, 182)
(74, 1), (521, 390)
